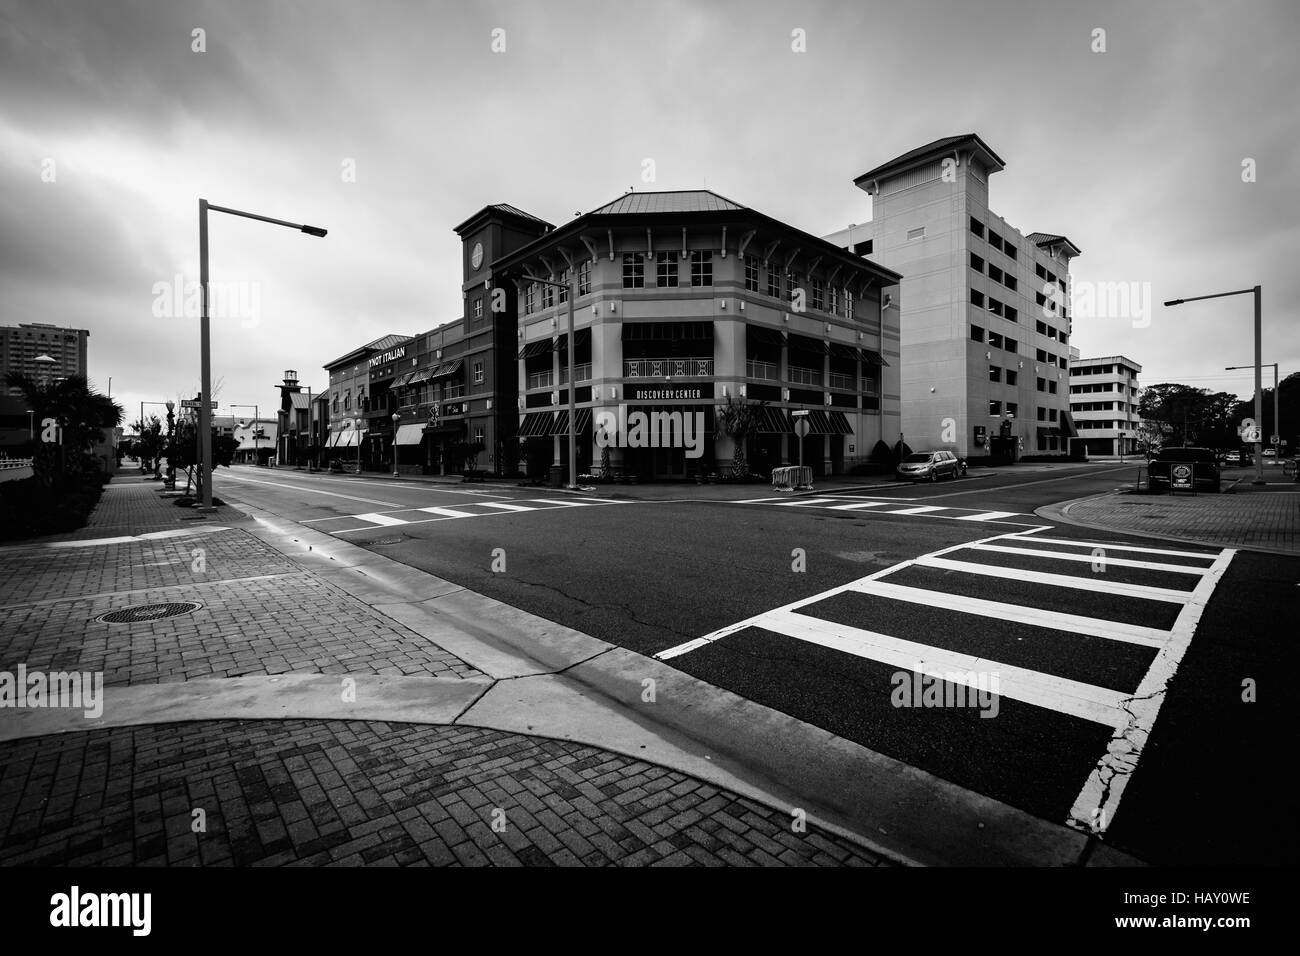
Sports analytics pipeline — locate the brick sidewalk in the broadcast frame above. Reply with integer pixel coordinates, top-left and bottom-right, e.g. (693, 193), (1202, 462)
(0, 721), (885, 867)
(0, 476), (895, 866)
(1051, 485), (1300, 554)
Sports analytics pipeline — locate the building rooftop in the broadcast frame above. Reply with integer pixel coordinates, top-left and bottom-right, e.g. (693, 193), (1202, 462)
(585, 189), (745, 217)
(1026, 232), (1083, 257)
(1071, 355), (1142, 371)
(854, 134), (1006, 187)
(323, 333), (413, 370)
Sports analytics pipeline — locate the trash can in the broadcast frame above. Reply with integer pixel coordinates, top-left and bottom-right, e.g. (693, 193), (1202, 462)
(549, 465), (564, 488)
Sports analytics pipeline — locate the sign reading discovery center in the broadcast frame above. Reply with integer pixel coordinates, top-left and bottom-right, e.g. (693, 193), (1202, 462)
(625, 384), (714, 401)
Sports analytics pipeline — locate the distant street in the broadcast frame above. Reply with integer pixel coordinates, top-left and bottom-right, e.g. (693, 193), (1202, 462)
(215, 462), (1295, 865)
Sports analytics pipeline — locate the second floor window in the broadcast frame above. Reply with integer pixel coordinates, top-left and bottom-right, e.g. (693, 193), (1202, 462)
(657, 252), (677, 287)
(473, 297), (483, 319)
(690, 250), (712, 286)
(558, 268), (570, 302)
(579, 259), (591, 296)
(543, 281), (554, 309)
(810, 276), (824, 311)
(744, 255), (759, 292)
(767, 264), (781, 298)
(623, 253), (645, 288)
(525, 284), (536, 314)
(474, 361), (484, 385)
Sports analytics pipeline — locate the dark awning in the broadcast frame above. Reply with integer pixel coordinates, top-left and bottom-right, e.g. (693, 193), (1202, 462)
(1038, 426), (1062, 438)
(1060, 409), (1078, 439)
(550, 407), (594, 436)
(861, 349), (889, 367)
(622, 321), (713, 341)
(746, 325), (785, 348)
(802, 410), (834, 434)
(753, 405), (790, 434)
(393, 372), (415, 388)
(519, 412), (553, 437)
(828, 411), (854, 435)
(555, 328), (592, 352)
(828, 343), (861, 363)
(518, 340), (552, 360)
(431, 358), (464, 378)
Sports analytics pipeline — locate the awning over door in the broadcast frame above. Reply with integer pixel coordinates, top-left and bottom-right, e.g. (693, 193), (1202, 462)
(752, 405), (790, 433)
(550, 408), (593, 436)
(394, 424), (425, 446)
(336, 430), (359, 447)
(861, 349), (889, 367)
(827, 411), (854, 435)
(518, 412), (553, 438)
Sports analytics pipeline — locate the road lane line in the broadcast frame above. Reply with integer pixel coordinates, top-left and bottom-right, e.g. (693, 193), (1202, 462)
(1068, 548), (1237, 833)
(352, 513), (408, 527)
(656, 526), (1050, 659)
(848, 579), (1172, 647)
(758, 609), (1129, 728)
(915, 556), (1195, 603)
(969, 544), (1212, 574)
(1009, 536), (1220, 559)
(879, 505), (948, 515)
(827, 502), (894, 511)
(219, 473), (400, 507)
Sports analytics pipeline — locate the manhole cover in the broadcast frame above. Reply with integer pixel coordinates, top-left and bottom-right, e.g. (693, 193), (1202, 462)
(97, 602), (202, 624)
(363, 536), (405, 546)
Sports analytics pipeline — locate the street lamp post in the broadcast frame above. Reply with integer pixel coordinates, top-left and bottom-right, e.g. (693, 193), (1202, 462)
(1164, 285), (1264, 485)
(1226, 362), (1280, 459)
(521, 274), (578, 489)
(391, 412), (400, 477)
(198, 199), (326, 510)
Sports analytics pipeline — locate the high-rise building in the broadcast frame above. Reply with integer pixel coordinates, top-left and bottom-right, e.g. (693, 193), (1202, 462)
(826, 135), (1080, 459)
(1068, 352), (1145, 456)
(1, 323), (90, 396)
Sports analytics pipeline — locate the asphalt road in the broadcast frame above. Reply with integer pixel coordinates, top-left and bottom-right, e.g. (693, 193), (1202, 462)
(215, 463), (1296, 865)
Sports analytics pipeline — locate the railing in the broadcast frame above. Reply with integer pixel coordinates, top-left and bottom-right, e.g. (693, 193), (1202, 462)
(0, 457), (33, 470)
(559, 362), (593, 385)
(861, 378), (879, 395)
(786, 365), (823, 387)
(526, 370), (554, 390)
(443, 385), (464, 400)
(624, 357), (714, 378)
(745, 359), (778, 381)
(828, 371), (856, 391)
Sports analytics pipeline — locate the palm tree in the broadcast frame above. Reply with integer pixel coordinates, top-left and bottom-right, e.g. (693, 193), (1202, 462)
(714, 395), (767, 479)
(4, 372), (124, 486)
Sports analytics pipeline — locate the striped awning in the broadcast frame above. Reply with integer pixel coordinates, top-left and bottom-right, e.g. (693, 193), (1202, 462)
(555, 328), (592, 351)
(431, 358), (463, 378)
(797, 410), (835, 434)
(828, 343), (861, 362)
(549, 408), (593, 436)
(518, 340), (552, 360)
(752, 405), (790, 434)
(861, 349), (889, 367)
(393, 372), (415, 388)
(518, 412), (553, 438)
(828, 411), (854, 435)
(394, 424), (425, 446)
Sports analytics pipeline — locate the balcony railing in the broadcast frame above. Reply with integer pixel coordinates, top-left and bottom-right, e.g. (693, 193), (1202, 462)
(526, 370), (554, 390)
(624, 357), (714, 378)
(786, 365), (823, 387)
(745, 359), (778, 381)
(828, 371), (856, 391)
(443, 385), (464, 400)
(861, 378), (879, 395)
(559, 362), (592, 385)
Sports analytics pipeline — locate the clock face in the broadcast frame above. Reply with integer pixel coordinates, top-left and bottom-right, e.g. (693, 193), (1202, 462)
(471, 242), (484, 270)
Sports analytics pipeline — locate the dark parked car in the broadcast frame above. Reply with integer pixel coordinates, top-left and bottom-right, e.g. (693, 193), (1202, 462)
(1148, 446), (1220, 492)
(896, 450), (961, 482)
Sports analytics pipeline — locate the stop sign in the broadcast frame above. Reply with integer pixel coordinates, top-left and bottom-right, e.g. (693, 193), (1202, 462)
(793, 418), (810, 438)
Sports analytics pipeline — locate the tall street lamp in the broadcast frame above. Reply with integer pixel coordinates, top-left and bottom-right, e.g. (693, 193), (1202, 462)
(519, 274), (578, 489)
(198, 199), (326, 510)
(391, 411), (400, 477)
(1226, 362), (1281, 459)
(1164, 285), (1264, 485)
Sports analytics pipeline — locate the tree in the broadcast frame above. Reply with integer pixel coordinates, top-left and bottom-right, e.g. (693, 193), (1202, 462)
(168, 419), (240, 493)
(1139, 383), (1240, 450)
(4, 372), (123, 487)
(714, 396), (766, 478)
(132, 416), (164, 471)
(1231, 371), (1300, 454)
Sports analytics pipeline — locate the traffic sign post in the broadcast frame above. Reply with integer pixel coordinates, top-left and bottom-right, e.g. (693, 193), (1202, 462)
(792, 411), (809, 473)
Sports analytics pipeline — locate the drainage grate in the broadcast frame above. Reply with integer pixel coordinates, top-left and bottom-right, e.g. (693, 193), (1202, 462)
(97, 602), (202, 624)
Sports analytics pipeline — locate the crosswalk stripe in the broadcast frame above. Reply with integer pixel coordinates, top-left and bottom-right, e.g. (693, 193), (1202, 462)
(827, 501), (893, 511)
(758, 609), (1129, 728)
(847, 579), (1172, 647)
(526, 498), (596, 507)
(352, 512), (408, 526)
(771, 497), (840, 507)
(417, 506), (478, 518)
(969, 543), (1211, 574)
(953, 510), (1021, 521)
(915, 556), (1195, 603)
(878, 505), (948, 515)
(478, 502), (537, 512)
(1011, 536), (1218, 560)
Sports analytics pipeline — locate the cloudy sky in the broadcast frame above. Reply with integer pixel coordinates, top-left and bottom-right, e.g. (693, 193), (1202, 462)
(2, 0), (1296, 425)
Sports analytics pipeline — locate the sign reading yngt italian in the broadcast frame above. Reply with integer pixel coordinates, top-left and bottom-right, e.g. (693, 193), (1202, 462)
(369, 347), (406, 367)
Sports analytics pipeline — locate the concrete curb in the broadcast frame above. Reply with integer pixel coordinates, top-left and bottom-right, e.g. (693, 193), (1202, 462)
(1036, 493), (1300, 557)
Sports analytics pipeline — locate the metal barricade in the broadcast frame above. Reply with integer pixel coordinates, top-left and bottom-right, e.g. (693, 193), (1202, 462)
(771, 465), (814, 491)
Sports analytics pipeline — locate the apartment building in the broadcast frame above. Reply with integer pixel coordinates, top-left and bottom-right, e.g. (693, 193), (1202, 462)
(1069, 352), (1145, 455)
(1, 323), (90, 397)
(825, 134), (1080, 459)
(492, 189), (902, 479)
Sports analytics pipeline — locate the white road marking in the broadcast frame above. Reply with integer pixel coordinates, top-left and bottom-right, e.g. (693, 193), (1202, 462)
(953, 511), (1021, 521)
(220, 473), (400, 507)
(847, 579), (1172, 648)
(40, 527), (233, 549)
(755, 608), (1130, 728)
(880, 505), (947, 515)
(915, 556), (1195, 603)
(827, 502), (894, 511)
(969, 543), (1211, 574)
(1011, 536), (1219, 559)
(352, 513), (407, 527)
(417, 506), (479, 518)
(1068, 548), (1237, 833)
(478, 502), (537, 512)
